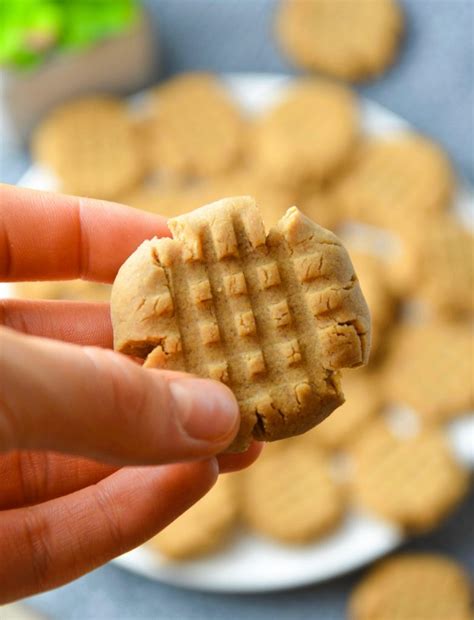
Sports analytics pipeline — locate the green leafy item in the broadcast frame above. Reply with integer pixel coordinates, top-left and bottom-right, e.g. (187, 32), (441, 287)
(0, 0), (138, 69)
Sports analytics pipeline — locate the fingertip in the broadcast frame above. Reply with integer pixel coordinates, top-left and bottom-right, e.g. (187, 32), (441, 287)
(168, 377), (240, 446)
(218, 441), (264, 473)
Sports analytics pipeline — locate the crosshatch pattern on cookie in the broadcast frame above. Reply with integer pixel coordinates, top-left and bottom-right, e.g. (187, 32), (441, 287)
(111, 197), (370, 451)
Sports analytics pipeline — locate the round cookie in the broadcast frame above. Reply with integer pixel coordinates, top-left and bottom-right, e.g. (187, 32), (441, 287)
(147, 475), (239, 560)
(241, 441), (344, 543)
(32, 96), (144, 200)
(252, 79), (358, 186)
(394, 214), (474, 317)
(335, 134), (454, 234)
(276, 0), (403, 82)
(145, 72), (245, 178)
(382, 321), (474, 422)
(348, 250), (397, 357)
(349, 553), (473, 620)
(309, 369), (383, 451)
(14, 280), (111, 302)
(350, 420), (469, 531)
(112, 198), (371, 452)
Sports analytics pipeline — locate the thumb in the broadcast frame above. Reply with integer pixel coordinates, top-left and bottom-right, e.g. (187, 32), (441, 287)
(0, 327), (239, 464)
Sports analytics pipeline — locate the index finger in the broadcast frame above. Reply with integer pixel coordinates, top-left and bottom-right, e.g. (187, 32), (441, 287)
(0, 184), (170, 283)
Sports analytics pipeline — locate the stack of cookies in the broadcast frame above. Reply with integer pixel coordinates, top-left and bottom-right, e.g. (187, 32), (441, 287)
(18, 66), (472, 559)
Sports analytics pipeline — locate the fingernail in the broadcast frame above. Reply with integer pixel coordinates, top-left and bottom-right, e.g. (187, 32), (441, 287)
(169, 378), (239, 442)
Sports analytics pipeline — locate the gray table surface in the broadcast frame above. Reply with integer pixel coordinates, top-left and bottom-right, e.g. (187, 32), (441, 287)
(2, 0), (473, 618)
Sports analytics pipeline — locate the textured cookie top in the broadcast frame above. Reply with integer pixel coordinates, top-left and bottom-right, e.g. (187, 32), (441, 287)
(252, 79), (358, 186)
(335, 134), (454, 232)
(32, 96), (144, 200)
(147, 475), (238, 560)
(350, 553), (472, 620)
(276, 0), (403, 82)
(111, 196), (370, 451)
(145, 72), (245, 177)
(310, 369), (383, 450)
(382, 321), (473, 422)
(241, 441), (344, 543)
(350, 420), (468, 531)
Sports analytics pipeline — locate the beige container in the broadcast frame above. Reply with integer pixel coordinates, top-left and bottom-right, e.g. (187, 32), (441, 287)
(0, 10), (157, 144)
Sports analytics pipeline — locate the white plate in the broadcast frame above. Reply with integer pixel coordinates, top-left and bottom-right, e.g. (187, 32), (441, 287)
(13, 72), (474, 593)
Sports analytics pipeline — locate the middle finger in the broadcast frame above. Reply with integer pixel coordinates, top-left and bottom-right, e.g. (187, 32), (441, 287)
(0, 299), (112, 347)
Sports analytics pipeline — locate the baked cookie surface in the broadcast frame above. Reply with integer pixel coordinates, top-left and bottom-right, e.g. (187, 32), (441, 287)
(276, 0), (403, 81)
(252, 80), (358, 186)
(349, 553), (473, 620)
(145, 73), (245, 178)
(242, 442), (344, 543)
(351, 420), (468, 531)
(382, 321), (473, 422)
(111, 196), (370, 451)
(32, 96), (144, 200)
(147, 475), (239, 560)
(335, 134), (454, 233)
(310, 369), (383, 450)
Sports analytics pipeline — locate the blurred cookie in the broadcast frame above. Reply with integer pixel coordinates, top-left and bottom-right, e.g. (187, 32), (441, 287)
(349, 553), (472, 620)
(382, 321), (473, 422)
(32, 96), (144, 199)
(297, 184), (342, 232)
(335, 134), (454, 233)
(145, 73), (245, 178)
(396, 214), (473, 317)
(276, 0), (403, 82)
(14, 280), (111, 302)
(242, 441), (344, 543)
(253, 79), (358, 186)
(351, 420), (469, 530)
(348, 250), (397, 357)
(309, 370), (383, 451)
(147, 475), (239, 560)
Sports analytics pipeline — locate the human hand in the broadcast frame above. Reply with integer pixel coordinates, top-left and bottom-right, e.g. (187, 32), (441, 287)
(0, 185), (261, 603)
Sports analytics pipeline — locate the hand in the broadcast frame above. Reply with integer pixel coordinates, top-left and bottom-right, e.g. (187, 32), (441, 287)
(0, 185), (261, 603)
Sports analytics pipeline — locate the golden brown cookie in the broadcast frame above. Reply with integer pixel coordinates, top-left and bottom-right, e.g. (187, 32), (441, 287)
(382, 321), (473, 422)
(335, 134), (454, 233)
(14, 280), (111, 302)
(147, 475), (239, 560)
(252, 79), (358, 186)
(393, 214), (474, 317)
(309, 369), (383, 451)
(349, 553), (473, 620)
(242, 441), (345, 543)
(297, 184), (342, 232)
(111, 197), (371, 452)
(351, 420), (469, 531)
(145, 73), (245, 178)
(276, 0), (403, 82)
(191, 169), (296, 229)
(32, 96), (144, 200)
(348, 250), (397, 357)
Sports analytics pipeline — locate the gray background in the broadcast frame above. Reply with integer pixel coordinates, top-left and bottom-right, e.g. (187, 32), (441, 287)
(2, 0), (473, 618)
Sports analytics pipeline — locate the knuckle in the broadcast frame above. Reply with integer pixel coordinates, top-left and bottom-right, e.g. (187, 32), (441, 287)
(91, 483), (126, 554)
(20, 507), (55, 592)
